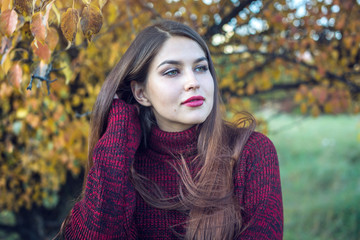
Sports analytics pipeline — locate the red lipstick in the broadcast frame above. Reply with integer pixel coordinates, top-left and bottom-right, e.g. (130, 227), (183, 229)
(182, 96), (205, 107)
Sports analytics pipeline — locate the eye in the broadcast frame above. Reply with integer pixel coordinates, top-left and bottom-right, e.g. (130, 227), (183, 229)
(194, 65), (209, 72)
(163, 68), (179, 77)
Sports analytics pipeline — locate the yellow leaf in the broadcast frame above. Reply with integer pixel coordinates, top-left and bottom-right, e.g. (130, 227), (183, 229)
(99, 0), (108, 10)
(300, 102), (307, 114)
(16, 108), (27, 118)
(1, 0), (12, 12)
(45, 27), (59, 51)
(80, 4), (103, 41)
(1, 51), (12, 74)
(246, 83), (255, 95)
(343, 36), (353, 50)
(294, 92), (303, 103)
(273, 67), (281, 81)
(51, 4), (61, 26)
(311, 105), (320, 117)
(61, 8), (79, 42)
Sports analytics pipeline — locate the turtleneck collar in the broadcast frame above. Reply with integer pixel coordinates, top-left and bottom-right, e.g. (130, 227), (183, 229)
(148, 125), (199, 157)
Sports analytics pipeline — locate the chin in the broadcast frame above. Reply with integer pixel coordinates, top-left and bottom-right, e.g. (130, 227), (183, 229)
(186, 117), (208, 125)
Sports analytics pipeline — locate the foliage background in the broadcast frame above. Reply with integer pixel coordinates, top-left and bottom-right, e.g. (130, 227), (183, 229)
(0, 0), (359, 239)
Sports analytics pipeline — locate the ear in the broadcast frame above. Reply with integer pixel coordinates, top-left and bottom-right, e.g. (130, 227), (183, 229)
(131, 81), (152, 107)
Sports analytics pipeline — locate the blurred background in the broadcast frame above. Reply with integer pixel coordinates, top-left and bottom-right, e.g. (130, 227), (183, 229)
(0, 0), (359, 239)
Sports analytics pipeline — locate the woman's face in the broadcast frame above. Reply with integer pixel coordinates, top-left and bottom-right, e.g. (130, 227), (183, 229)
(132, 36), (214, 132)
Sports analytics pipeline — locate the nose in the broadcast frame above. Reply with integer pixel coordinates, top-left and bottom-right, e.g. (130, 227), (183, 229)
(184, 70), (200, 91)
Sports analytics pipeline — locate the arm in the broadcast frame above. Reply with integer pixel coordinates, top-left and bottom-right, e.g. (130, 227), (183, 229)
(234, 132), (283, 240)
(64, 99), (141, 239)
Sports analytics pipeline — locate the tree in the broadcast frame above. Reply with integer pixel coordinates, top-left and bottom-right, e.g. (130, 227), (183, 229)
(0, 0), (359, 238)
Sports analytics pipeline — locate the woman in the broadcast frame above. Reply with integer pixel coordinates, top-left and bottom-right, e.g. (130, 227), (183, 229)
(59, 20), (283, 239)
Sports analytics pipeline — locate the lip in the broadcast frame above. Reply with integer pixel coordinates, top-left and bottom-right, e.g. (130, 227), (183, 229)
(182, 96), (205, 107)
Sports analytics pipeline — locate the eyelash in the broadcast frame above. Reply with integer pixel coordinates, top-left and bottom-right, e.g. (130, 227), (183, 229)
(163, 65), (209, 77)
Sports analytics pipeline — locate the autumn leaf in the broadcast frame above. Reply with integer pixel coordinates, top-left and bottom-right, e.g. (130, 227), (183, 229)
(31, 40), (51, 63)
(311, 105), (320, 117)
(40, 0), (54, 10)
(8, 62), (23, 88)
(1, 0), (12, 12)
(14, 0), (33, 17)
(61, 8), (79, 42)
(43, 0), (54, 28)
(1, 0), (360, 218)
(300, 102), (307, 114)
(46, 27), (59, 51)
(99, 0), (108, 10)
(80, 4), (103, 41)
(0, 9), (18, 36)
(31, 12), (47, 44)
(246, 83), (256, 95)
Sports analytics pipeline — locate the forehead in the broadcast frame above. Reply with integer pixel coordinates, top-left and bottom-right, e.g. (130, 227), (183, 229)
(153, 36), (207, 64)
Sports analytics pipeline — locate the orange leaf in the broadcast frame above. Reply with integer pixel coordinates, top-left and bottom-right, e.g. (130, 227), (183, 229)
(31, 40), (51, 62)
(46, 27), (59, 51)
(14, 0), (33, 17)
(246, 83), (255, 95)
(61, 8), (79, 42)
(8, 62), (22, 88)
(31, 12), (46, 44)
(0, 9), (18, 36)
(80, 4), (103, 41)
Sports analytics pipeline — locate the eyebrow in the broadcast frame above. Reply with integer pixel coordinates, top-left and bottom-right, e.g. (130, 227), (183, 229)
(156, 57), (208, 69)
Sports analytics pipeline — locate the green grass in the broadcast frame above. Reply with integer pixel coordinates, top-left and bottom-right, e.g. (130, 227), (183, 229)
(258, 112), (360, 240)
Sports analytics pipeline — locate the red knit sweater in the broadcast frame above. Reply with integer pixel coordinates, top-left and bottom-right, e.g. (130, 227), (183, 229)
(64, 99), (283, 239)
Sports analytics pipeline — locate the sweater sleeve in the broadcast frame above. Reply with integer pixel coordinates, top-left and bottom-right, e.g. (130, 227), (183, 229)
(234, 132), (283, 240)
(64, 99), (141, 240)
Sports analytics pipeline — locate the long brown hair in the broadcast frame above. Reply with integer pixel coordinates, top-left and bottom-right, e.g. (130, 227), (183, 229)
(59, 20), (255, 239)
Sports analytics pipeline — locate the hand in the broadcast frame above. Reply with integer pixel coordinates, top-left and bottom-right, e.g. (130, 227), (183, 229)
(113, 93), (139, 114)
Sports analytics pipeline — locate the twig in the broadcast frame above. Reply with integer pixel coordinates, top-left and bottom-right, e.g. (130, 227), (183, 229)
(27, 63), (63, 95)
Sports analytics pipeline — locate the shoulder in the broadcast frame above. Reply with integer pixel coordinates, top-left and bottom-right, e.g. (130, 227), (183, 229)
(240, 131), (279, 171)
(243, 131), (276, 153)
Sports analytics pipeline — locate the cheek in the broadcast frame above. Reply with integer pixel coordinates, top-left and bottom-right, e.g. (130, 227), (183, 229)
(147, 85), (179, 111)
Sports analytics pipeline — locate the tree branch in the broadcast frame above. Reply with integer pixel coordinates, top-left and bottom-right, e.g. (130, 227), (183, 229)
(27, 63), (61, 95)
(134, 0), (162, 19)
(221, 79), (318, 98)
(219, 49), (360, 94)
(203, 0), (256, 40)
